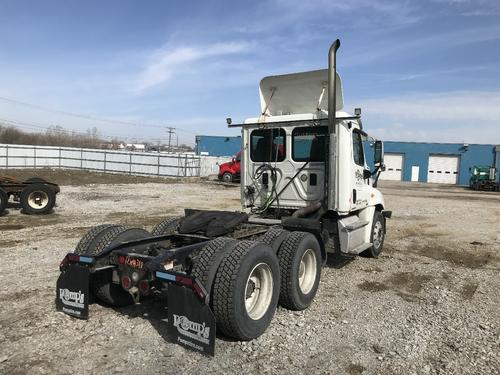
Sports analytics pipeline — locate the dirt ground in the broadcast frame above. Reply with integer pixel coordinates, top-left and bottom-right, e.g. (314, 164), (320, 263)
(0, 170), (498, 375)
(0, 168), (194, 186)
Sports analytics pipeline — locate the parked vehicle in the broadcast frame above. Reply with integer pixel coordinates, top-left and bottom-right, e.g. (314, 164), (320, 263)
(56, 39), (391, 356)
(0, 176), (60, 215)
(218, 151), (241, 183)
(469, 165), (500, 191)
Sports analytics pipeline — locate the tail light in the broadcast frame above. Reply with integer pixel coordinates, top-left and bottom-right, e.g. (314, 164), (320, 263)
(59, 253), (93, 269)
(139, 280), (150, 295)
(121, 275), (132, 289)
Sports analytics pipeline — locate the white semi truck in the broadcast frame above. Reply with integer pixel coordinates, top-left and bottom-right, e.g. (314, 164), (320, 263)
(56, 39), (390, 356)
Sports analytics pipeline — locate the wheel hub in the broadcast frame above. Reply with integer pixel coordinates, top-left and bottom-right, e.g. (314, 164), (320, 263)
(28, 191), (49, 209)
(246, 279), (256, 299)
(373, 221), (384, 248)
(298, 249), (317, 295)
(244, 263), (273, 321)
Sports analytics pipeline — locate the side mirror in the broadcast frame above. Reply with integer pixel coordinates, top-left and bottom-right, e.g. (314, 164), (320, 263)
(363, 169), (371, 180)
(232, 157), (236, 163)
(374, 140), (384, 166)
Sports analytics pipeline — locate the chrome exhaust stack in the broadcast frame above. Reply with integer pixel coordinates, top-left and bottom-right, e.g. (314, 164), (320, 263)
(327, 39), (341, 210)
(328, 39), (341, 134)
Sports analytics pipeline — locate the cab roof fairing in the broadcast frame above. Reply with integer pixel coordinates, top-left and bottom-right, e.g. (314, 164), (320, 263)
(258, 69), (343, 118)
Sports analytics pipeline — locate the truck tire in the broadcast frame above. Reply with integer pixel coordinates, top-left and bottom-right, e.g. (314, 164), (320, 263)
(361, 211), (385, 258)
(212, 240), (280, 340)
(277, 231), (322, 310)
(20, 183), (56, 215)
(190, 237), (238, 294)
(0, 188), (7, 214)
(92, 227), (151, 256)
(151, 216), (182, 236)
(222, 172), (233, 183)
(75, 224), (125, 255)
(261, 226), (289, 252)
(23, 177), (48, 184)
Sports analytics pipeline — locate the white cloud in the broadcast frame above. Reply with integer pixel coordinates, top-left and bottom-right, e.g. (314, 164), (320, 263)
(431, 0), (500, 15)
(134, 41), (251, 94)
(357, 91), (500, 143)
(343, 24), (500, 67)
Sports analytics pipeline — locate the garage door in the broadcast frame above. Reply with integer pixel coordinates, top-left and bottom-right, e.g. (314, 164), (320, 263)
(380, 153), (404, 181)
(427, 155), (459, 184)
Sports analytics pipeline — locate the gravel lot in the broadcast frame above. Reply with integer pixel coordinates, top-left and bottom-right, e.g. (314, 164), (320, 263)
(0, 171), (499, 375)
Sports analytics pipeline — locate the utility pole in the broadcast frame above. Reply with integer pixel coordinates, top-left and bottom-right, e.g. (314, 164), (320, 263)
(166, 127), (176, 151)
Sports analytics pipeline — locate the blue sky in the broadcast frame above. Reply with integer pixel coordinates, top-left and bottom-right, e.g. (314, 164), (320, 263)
(0, 0), (499, 145)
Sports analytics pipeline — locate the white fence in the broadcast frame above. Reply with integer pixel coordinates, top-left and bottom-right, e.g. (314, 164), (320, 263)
(0, 144), (230, 178)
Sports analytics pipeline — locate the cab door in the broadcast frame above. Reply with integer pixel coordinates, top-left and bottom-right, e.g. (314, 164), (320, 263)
(351, 128), (370, 211)
(288, 125), (327, 204)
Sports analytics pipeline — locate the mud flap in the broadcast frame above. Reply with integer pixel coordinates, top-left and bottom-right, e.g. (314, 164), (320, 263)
(166, 284), (216, 356)
(55, 265), (90, 319)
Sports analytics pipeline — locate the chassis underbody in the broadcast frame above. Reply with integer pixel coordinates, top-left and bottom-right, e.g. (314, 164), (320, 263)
(56, 212), (283, 356)
(56, 207), (389, 356)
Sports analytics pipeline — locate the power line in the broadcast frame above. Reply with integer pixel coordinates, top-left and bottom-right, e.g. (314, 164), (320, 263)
(0, 95), (198, 134)
(0, 117), (122, 140)
(0, 117), (150, 142)
(166, 127), (176, 150)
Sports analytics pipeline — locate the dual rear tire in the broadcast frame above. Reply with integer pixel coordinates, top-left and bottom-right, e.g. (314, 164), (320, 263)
(192, 239), (280, 340)
(190, 230), (322, 341)
(277, 231), (322, 311)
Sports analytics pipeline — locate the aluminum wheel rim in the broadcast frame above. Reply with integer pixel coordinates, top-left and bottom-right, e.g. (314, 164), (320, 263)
(298, 249), (317, 294)
(223, 174), (232, 182)
(373, 220), (384, 248)
(28, 191), (49, 209)
(245, 263), (273, 320)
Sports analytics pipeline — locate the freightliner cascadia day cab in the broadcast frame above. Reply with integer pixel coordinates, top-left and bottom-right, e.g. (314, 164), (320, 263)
(56, 39), (390, 356)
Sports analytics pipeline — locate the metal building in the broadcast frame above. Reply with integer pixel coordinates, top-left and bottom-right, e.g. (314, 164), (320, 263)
(365, 141), (500, 186)
(196, 135), (500, 186)
(195, 135), (241, 157)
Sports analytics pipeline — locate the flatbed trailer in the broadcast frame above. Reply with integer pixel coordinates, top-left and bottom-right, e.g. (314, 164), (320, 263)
(0, 175), (60, 214)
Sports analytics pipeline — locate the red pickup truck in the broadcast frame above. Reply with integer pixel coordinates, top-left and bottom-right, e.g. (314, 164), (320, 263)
(218, 151), (241, 183)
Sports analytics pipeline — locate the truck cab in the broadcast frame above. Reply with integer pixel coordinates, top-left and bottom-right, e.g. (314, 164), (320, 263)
(237, 64), (389, 256)
(218, 150), (241, 183)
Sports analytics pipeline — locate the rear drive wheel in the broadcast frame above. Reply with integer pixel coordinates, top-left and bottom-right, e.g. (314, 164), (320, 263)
(361, 211), (385, 258)
(222, 172), (233, 183)
(20, 183), (56, 214)
(190, 237), (238, 294)
(212, 240), (280, 340)
(0, 188), (7, 214)
(75, 224), (125, 256)
(151, 216), (181, 236)
(277, 231), (321, 310)
(260, 226), (289, 252)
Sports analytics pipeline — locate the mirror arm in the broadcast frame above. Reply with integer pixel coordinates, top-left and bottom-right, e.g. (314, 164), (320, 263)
(372, 167), (382, 188)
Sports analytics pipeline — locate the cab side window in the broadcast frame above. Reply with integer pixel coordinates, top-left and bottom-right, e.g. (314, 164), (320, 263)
(352, 130), (365, 166)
